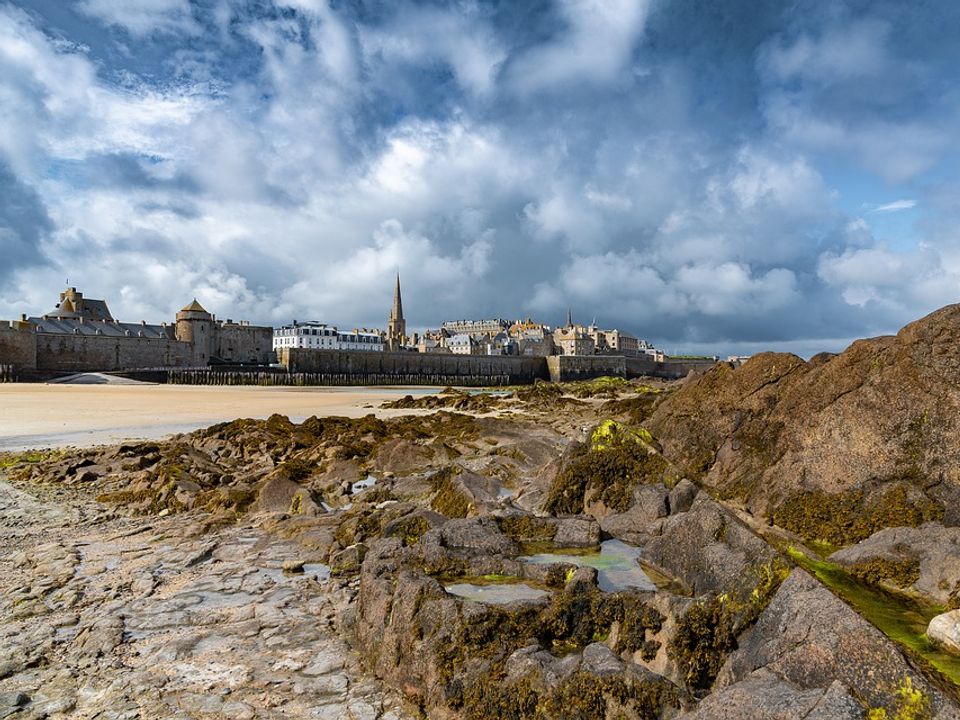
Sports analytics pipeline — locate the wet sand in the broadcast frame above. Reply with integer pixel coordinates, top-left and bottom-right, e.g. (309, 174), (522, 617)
(0, 384), (436, 451)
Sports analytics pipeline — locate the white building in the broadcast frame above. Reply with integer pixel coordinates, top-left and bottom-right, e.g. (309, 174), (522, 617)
(448, 333), (483, 355)
(273, 322), (384, 352)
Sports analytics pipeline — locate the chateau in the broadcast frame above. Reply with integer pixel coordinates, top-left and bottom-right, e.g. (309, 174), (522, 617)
(0, 287), (274, 374)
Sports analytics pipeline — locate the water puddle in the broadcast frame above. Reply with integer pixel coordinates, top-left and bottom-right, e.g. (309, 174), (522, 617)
(351, 476), (377, 494)
(519, 539), (656, 592)
(445, 582), (551, 604)
(302, 563), (331, 581)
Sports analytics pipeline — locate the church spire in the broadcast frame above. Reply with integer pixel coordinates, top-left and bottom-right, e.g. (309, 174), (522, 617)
(387, 272), (407, 350)
(391, 272), (404, 322)
(566, 308), (573, 327)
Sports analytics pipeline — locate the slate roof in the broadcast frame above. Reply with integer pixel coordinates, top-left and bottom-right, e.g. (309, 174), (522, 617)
(29, 317), (170, 339)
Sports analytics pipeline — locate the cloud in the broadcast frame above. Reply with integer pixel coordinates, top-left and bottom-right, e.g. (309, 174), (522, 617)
(1, 0), (960, 357)
(872, 199), (917, 213)
(76, 0), (198, 37)
(360, 4), (506, 97)
(507, 0), (652, 93)
(0, 160), (52, 281)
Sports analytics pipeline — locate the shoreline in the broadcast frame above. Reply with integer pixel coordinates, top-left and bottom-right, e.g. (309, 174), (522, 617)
(0, 383), (441, 452)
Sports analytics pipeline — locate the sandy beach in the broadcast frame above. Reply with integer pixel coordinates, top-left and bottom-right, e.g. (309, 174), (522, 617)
(0, 383), (435, 451)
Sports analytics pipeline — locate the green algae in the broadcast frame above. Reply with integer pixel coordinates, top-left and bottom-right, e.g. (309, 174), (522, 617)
(0, 450), (64, 472)
(786, 547), (960, 690)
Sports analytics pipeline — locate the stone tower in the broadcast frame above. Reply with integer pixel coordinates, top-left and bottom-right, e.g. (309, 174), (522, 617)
(387, 273), (406, 351)
(176, 299), (214, 365)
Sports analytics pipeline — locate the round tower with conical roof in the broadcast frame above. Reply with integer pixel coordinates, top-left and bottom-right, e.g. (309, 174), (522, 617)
(176, 299), (214, 364)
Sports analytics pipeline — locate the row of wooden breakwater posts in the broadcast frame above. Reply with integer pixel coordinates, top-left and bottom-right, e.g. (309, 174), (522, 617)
(166, 368), (516, 387)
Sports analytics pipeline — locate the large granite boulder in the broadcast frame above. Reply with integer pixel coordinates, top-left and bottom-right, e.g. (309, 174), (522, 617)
(716, 569), (960, 717)
(645, 305), (960, 541)
(640, 493), (780, 596)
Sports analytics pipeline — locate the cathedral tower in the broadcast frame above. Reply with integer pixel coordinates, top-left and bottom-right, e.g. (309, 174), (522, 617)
(387, 273), (406, 351)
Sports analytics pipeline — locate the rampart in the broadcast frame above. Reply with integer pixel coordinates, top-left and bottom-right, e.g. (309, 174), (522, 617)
(547, 354), (719, 382)
(279, 349), (549, 386)
(34, 333), (193, 372)
(0, 321), (37, 370)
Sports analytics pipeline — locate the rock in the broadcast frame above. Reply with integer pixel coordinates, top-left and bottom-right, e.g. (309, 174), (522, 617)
(303, 648), (346, 677)
(928, 610), (960, 654)
(174, 479), (202, 509)
(640, 493), (778, 596)
(330, 544), (367, 576)
(282, 560), (305, 574)
(828, 523), (960, 603)
(601, 484), (669, 541)
(716, 569), (958, 715)
(255, 475), (321, 515)
(0, 692), (29, 719)
(645, 305), (960, 541)
(434, 517), (519, 555)
(681, 670), (861, 719)
(552, 517), (601, 547)
(668, 479), (698, 514)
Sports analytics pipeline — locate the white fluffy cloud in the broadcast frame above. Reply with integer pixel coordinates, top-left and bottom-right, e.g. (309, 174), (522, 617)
(508, 0), (652, 92)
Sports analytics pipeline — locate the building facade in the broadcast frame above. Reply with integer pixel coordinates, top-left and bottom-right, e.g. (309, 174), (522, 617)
(589, 327), (641, 356)
(273, 322), (384, 352)
(441, 318), (511, 336)
(553, 325), (596, 356)
(448, 333), (484, 355)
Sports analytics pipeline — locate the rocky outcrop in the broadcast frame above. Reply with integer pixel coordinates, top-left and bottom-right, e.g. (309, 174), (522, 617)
(646, 305), (960, 543)
(351, 538), (683, 719)
(716, 569), (959, 717)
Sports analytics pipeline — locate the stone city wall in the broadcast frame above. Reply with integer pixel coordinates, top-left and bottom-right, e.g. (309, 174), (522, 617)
(34, 333), (195, 372)
(546, 354), (719, 382)
(213, 324), (275, 366)
(0, 322), (37, 371)
(280, 348), (549, 385)
(546, 355), (627, 382)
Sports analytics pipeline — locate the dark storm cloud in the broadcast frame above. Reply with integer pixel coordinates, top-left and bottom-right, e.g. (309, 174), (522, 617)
(0, 160), (52, 281)
(1, 0), (959, 355)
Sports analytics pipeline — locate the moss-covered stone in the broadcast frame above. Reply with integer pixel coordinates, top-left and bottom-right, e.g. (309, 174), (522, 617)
(430, 466), (472, 518)
(669, 595), (737, 695)
(384, 514), (432, 546)
(669, 558), (790, 696)
(773, 485), (944, 547)
(496, 516), (557, 543)
(849, 557), (921, 589)
(544, 422), (669, 515)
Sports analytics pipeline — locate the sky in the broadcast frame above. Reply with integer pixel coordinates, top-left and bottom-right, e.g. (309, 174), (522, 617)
(1, 0), (960, 357)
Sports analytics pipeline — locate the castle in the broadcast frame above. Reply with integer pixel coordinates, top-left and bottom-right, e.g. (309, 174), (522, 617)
(0, 287), (274, 374)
